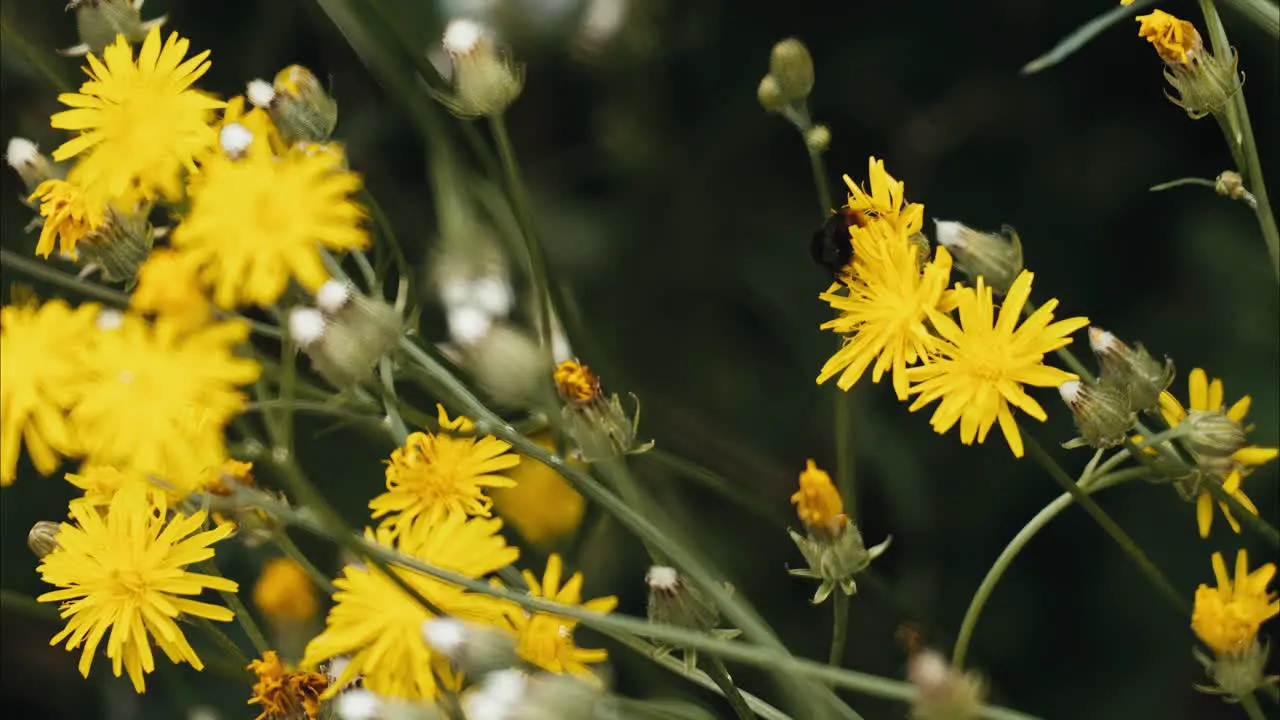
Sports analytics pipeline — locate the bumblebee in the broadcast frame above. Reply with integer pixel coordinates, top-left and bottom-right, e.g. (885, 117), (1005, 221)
(810, 206), (872, 277)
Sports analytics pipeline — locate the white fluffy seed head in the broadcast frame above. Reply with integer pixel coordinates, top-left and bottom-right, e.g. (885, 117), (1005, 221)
(96, 309), (125, 331)
(219, 123), (254, 155)
(420, 617), (467, 655)
(289, 307), (327, 347)
(443, 18), (487, 55)
(932, 219), (968, 250)
(907, 648), (953, 694)
(5, 137), (39, 168)
(1058, 379), (1082, 405)
(334, 690), (380, 720)
(316, 279), (352, 315)
(246, 79), (276, 108)
(1088, 326), (1118, 354)
(645, 565), (679, 591)
(447, 306), (492, 346)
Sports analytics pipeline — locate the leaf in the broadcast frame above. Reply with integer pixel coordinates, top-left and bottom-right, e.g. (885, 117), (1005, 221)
(1021, 0), (1157, 76)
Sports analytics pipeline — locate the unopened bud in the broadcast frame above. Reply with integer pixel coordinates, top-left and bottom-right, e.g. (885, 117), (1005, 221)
(646, 566), (720, 632)
(769, 38), (815, 102)
(77, 208), (156, 283)
(932, 220), (1023, 296)
(553, 359), (601, 407)
(433, 20), (524, 119)
(1194, 642), (1277, 701)
(1087, 327), (1173, 412)
(246, 79), (276, 109)
(805, 125), (831, 154)
(463, 323), (553, 410)
(28, 521), (62, 558)
(6, 138), (57, 195)
(757, 74), (786, 113)
(269, 65), (338, 145)
(1183, 410), (1247, 459)
(907, 647), (987, 720)
(1214, 170), (1256, 208)
(289, 307), (327, 348)
(1059, 379), (1136, 450)
(302, 287), (403, 387)
(421, 618), (519, 679)
(554, 360), (654, 461)
(65, 0), (167, 56)
(219, 123), (255, 158)
(788, 520), (891, 604)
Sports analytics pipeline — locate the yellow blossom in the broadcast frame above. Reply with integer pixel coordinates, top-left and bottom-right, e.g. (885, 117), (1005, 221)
(490, 431), (586, 547)
(173, 142), (369, 308)
(0, 298), (100, 484)
(50, 27), (223, 208)
(817, 219), (954, 399)
(214, 95), (281, 158)
(28, 179), (104, 258)
(301, 513), (518, 701)
(254, 558), (320, 625)
(1192, 550), (1278, 657)
(37, 484), (238, 693)
(906, 271), (1089, 457)
(247, 651), (328, 720)
(370, 404), (520, 537)
(1158, 368), (1276, 538)
(511, 554), (618, 679)
(791, 459), (845, 534)
(554, 359), (602, 405)
(131, 249), (212, 330)
(841, 157), (924, 237)
(1136, 10), (1202, 65)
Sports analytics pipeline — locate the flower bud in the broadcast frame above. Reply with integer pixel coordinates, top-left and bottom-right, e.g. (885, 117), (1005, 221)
(1087, 327), (1174, 413)
(1194, 643), (1278, 702)
(77, 207), (157, 284)
(554, 360), (654, 461)
(1136, 11), (1241, 120)
(646, 566), (719, 632)
(27, 521), (62, 558)
(769, 38), (815, 102)
(1058, 379), (1136, 450)
(788, 520), (891, 604)
(6, 138), (58, 195)
(756, 74), (786, 113)
(64, 0), (167, 56)
(421, 617), (519, 679)
(462, 323), (553, 410)
(554, 359), (602, 408)
(433, 20), (524, 119)
(1183, 410), (1247, 459)
(805, 124), (831, 154)
(268, 65), (339, 145)
(907, 647), (987, 720)
(932, 220), (1023, 296)
(1214, 170), (1257, 208)
(300, 282), (403, 388)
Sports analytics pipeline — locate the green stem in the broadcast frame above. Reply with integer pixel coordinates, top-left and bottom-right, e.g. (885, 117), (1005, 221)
(1220, 0), (1280, 36)
(273, 531), (338, 596)
(703, 656), (758, 720)
(351, 249), (379, 294)
(0, 20), (73, 93)
(357, 189), (415, 312)
(197, 560), (270, 656)
(829, 591), (849, 667)
(379, 355), (410, 444)
(808, 147), (834, 217)
(1022, 431), (1188, 615)
(279, 335), (297, 453)
(1240, 693), (1267, 720)
(1197, 0), (1280, 281)
(1149, 177), (1218, 193)
(190, 616), (252, 667)
(644, 449), (791, 527)
(952, 467), (1149, 668)
(0, 588), (59, 620)
(1202, 472), (1280, 548)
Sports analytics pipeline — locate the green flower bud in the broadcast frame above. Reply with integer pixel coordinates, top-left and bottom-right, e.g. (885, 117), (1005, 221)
(463, 671), (607, 720)
(769, 38), (815, 102)
(1194, 642), (1279, 702)
(433, 19), (524, 119)
(788, 519), (890, 604)
(64, 0), (167, 56)
(78, 207), (156, 285)
(421, 617), (519, 680)
(932, 220), (1023, 296)
(1059, 379), (1136, 450)
(805, 124), (831, 154)
(268, 65), (339, 145)
(6, 138), (59, 196)
(907, 647), (988, 720)
(1088, 327), (1174, 413)
(1182, 410), (1247, 459)
(1214, 170), (1257, 208)
(757, 74), (786, 113)
(1160, 47), (1242, 121)
(291, 281), (403, 388)
(28, 521), (62, 559)
(646, 566), (719, 632)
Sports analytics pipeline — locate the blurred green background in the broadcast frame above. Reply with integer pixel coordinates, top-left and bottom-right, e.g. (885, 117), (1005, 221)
(2, 1), (1277, 718)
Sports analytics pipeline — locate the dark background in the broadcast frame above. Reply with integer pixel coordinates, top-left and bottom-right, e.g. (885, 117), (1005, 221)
(1, 1), (1277, 718)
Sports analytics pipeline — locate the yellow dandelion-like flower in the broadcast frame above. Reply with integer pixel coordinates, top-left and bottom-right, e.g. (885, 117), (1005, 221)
(213, 95), (281, 158)
(1158, 368), (1276, 538)
(906, 271), (1089, 458)
(490, 431), (586, 547)
(553, 359), (602, 405)
(1136, 10), (1202, 65)
(65, 465), (154, 510)
(1192, 550), (1278, 657)
(816, 219), (954, 399)
(131, 248), (212, 331)
(791, 459), (845, 535)
(370, 404), (520, 537)
(253, 558), (320, 625)
(0, 298), (101, 485)
(247, 650), (328, 720)
(67, 313), (260, 487)
(36, 484), (238, 693)
(841, 157), (924, 237)
(50, 27), (223, 208)
(301, 513), (518, 701)
(511, 553), (618, 679)
(173, 142), (369, 309)
(28, 179), (105, 259)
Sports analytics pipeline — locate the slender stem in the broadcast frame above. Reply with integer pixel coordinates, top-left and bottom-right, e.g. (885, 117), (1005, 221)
(0, 589), (59, 620)
(703, 656), (758, 720)
(196, 560), (270, 655)
(351, 249), (379, 295)
(1241, 694), (1267, 720)
(357, 189), (415, 312)
(1202, 472), (1280, 548)
(379, 354), (410, 444)
(273, 531), (338, 596)
(828, 591), (849, 667)
(0, 20), (73, 93)
(190, 616), (252, 666)
(489, 113), (555, 352)
(644, 449), (791, 527)
(952, 467), (1150, 668)
(1220, 0), (1280, 36)
(808, 148), (834, 217)
(1022, 431), (1189, 615)
(1149, 177), (1218, 192)
(279, 335), (297, 453)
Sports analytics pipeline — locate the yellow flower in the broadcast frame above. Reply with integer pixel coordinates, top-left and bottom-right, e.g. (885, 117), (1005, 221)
(841, 157), (924, 237)
(50, 27), (223, 208)
(1192, 550), (1278, 657)
(0, 298), (100, 485)
(490, 431), (586, 547)
(1136, 10), (1202, 65)
(1158, 368), (1276, 538)
(791, 459), (844, 535)
(554, 359), (602, 405)
(906, 271), (1088, 458)
(214, 95), (281, 158)
(67, 313), (261, 487)
(511, 553), (618, 678)
(173, 142), (369, 308)
(36, 484), (238, 693)
(65, 465), (153, 509)
(301, 513), (518, 701)
(370, 404), (520, 538)
(254, 558), (320, 625)
(131, 248), (212, 331)
(247, 650), (328, 720)
(817, 219), (954, 399)
(28, 179), (105, 258)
